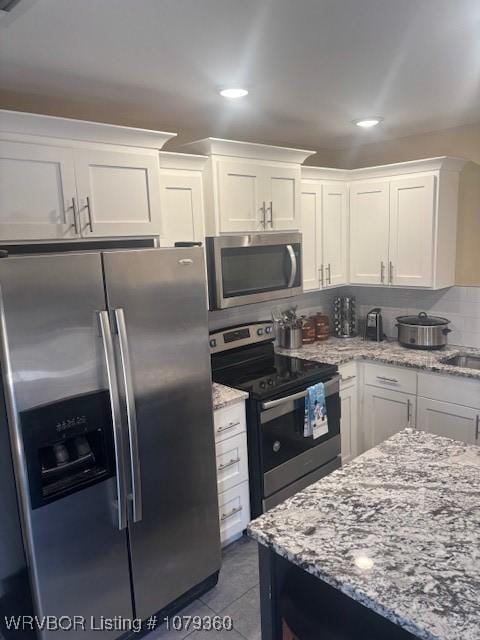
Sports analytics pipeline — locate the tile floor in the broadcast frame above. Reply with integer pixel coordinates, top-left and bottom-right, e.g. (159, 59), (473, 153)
(149, 536), (261, 640)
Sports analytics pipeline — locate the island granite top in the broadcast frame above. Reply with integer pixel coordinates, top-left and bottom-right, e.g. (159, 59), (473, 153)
(248, 429), (480, 640)
(277, 336), (480, 380)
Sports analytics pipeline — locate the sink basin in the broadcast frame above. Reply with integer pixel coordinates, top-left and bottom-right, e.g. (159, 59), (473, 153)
(442, 354), (480, 370)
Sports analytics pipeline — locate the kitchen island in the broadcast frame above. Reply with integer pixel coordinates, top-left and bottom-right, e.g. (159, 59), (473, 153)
(248, 429), (480, 640)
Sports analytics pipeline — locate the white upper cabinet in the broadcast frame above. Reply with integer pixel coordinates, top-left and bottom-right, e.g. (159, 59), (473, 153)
(388, 175), (435, 287)
(349, 182), (390, 285)
(300, 185), (321, 291)
(74, 148), (162, 237)
(0, 141), (78, 240)
(265, 164), (301, 231)
(217, 160), (264, 233)
(300, 169), (349, 291)
(158, 152), (207, 246)
(180, 138), (315, 235)
(322, 182), (348, 286)
(0, 110), (176, 242)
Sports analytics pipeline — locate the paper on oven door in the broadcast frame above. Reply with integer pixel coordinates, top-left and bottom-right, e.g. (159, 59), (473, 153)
(304, 382), (329, 439)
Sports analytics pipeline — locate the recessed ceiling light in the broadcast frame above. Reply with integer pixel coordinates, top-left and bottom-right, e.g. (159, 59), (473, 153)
(353, 117), (383, 128)
(219, 88), (248, 99)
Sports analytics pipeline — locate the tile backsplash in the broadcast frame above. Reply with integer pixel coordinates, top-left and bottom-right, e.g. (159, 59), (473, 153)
(208, 285), (480, 349)
(343, 285), (480, 348)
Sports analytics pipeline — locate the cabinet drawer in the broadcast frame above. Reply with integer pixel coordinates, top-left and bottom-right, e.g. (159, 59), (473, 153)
(213, 402), (246, 443)
(339, 362), (357, 390)
(364, 363), (417, 395)
(418, 372), (480, 410)
(215, 433), (248, 494)
(218, 481), (250, 546)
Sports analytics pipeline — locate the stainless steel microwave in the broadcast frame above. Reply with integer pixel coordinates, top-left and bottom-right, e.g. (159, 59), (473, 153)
(206, 233), (302, 309)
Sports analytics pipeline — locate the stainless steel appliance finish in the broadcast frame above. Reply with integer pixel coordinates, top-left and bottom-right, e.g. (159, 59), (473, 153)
(441, 353), (480, 370)
(210, 323), (341, 518)
(0, 248), (220, 639)
(364, 308), (384, 342)
(333, 296), (357, 338)
(206, 233), (302, 309)
(396, 312), (451, 350)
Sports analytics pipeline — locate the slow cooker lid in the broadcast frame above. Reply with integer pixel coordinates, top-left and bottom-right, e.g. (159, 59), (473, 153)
(396, 311), (450, 326)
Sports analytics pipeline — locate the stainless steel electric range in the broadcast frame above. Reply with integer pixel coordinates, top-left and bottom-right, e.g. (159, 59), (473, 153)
(210, 322), (341, 517)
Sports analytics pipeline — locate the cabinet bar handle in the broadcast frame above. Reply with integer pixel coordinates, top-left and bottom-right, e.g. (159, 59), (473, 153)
(407, 399), (411, 424)
(327, 263), (332, 285)
(260, 201), (266, 228)
(380, 261), (385, 284)
(476, 415), (479, 441)
(85, 196), (93, 232)
(267, 201), (273, 227)
(341, 375), (356, 383)
(218, 457), (241, 471)
(71, 197), (80, 234)
(221, 505), (243, 521)
(389, 261), (394, 284)
(217, 420), (240, 434)
(319, 265), (324, 288)
(376, 375), (399, 383)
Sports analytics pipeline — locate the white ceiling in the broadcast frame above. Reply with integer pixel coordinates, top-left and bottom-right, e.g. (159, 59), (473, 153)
(0, 0), (479, 150)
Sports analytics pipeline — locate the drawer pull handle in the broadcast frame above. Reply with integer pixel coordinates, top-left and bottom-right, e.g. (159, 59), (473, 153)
(217, 420), (240, 434)
(341, 375), (356, 383)
(407, 399), (411, 424)
(221, 505), (243, 521)
(476, 415), (479, 441)
(218, 457), (241, 471)
(376, 376), (399, 383)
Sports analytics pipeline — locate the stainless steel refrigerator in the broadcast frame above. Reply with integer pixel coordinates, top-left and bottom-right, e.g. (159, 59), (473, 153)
(0, 247), (221, 638)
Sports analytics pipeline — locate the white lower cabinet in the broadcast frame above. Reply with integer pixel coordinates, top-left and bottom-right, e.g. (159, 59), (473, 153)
(213, 400), (250, 546)
(339, 363), (358, 464)
(363, 386), (416, 450)
(417, 397), (479, 445)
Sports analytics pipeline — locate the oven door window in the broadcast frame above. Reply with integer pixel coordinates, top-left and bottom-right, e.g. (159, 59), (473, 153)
(221, 244), (300, 298)
(261, 394), (340, 473)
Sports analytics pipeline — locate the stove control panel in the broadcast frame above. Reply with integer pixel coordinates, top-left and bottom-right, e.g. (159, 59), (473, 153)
(209, 321), (274, 354)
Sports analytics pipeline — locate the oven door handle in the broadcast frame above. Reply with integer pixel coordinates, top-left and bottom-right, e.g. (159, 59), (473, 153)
(261, 375), (340, 410)
(286, 244), (297, 288)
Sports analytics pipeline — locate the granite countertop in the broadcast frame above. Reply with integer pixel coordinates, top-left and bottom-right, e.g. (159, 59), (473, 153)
(212, 382), (248, 411)
(277, 337), (480, 380)
(248, 429), (480, 640)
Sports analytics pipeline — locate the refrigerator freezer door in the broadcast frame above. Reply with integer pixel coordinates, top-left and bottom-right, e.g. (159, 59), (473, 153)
(103, 247), (221, 620)
(0, 253), (133, 638)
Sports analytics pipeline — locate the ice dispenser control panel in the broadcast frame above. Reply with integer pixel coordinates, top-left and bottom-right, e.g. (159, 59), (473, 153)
(21, 390), (115, 509)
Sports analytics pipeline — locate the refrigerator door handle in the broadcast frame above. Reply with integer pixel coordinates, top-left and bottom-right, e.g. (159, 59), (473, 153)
(98, 311), (128, 531)
(114, 308), (143, 523)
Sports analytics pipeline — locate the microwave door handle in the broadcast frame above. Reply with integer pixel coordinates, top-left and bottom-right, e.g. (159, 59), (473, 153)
(98, 311), (128, 531)
(286, 244), (297, 288)
(114, 308), (143, 524)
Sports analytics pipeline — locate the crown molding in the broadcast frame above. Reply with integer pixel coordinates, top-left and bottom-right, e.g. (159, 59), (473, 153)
(159, 151), (208, 171)
(180, 137), (316, 164)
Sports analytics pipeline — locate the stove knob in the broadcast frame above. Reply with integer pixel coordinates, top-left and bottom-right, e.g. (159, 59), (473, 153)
(265, 326), (272, 334)
(273, 441), (281, 453)
(267, 378), (274, 386)
(209, 338), (217, 348)
(257, 328), (264, 336)
(260, 381), (266, 388)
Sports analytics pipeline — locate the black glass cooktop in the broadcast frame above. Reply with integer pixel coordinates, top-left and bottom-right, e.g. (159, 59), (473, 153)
(212, 351), (337, 399)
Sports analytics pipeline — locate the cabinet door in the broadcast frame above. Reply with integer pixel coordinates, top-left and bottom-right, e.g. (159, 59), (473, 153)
(322, 183), (348, 287)
(417, 397), (478, 445)
(159, 172), (204, 246)
(340, 385), (358, 464)
(389, 175), (435, 287)
(0, 141), (78, 240)
(264, 165), (300, 231)
(300, 184), (321, 291)
(217, 161), (263, 232)
(349, 182), (389, 284)
(363, 386), (416, 450)
(74, 148), (162, 237)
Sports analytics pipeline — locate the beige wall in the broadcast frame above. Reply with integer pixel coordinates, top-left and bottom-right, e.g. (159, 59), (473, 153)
(329, 122), (480, 286)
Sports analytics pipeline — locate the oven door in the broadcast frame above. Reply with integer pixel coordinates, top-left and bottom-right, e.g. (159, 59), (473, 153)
(207, 234), (302, 309)
(260, 376), (341, 501)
